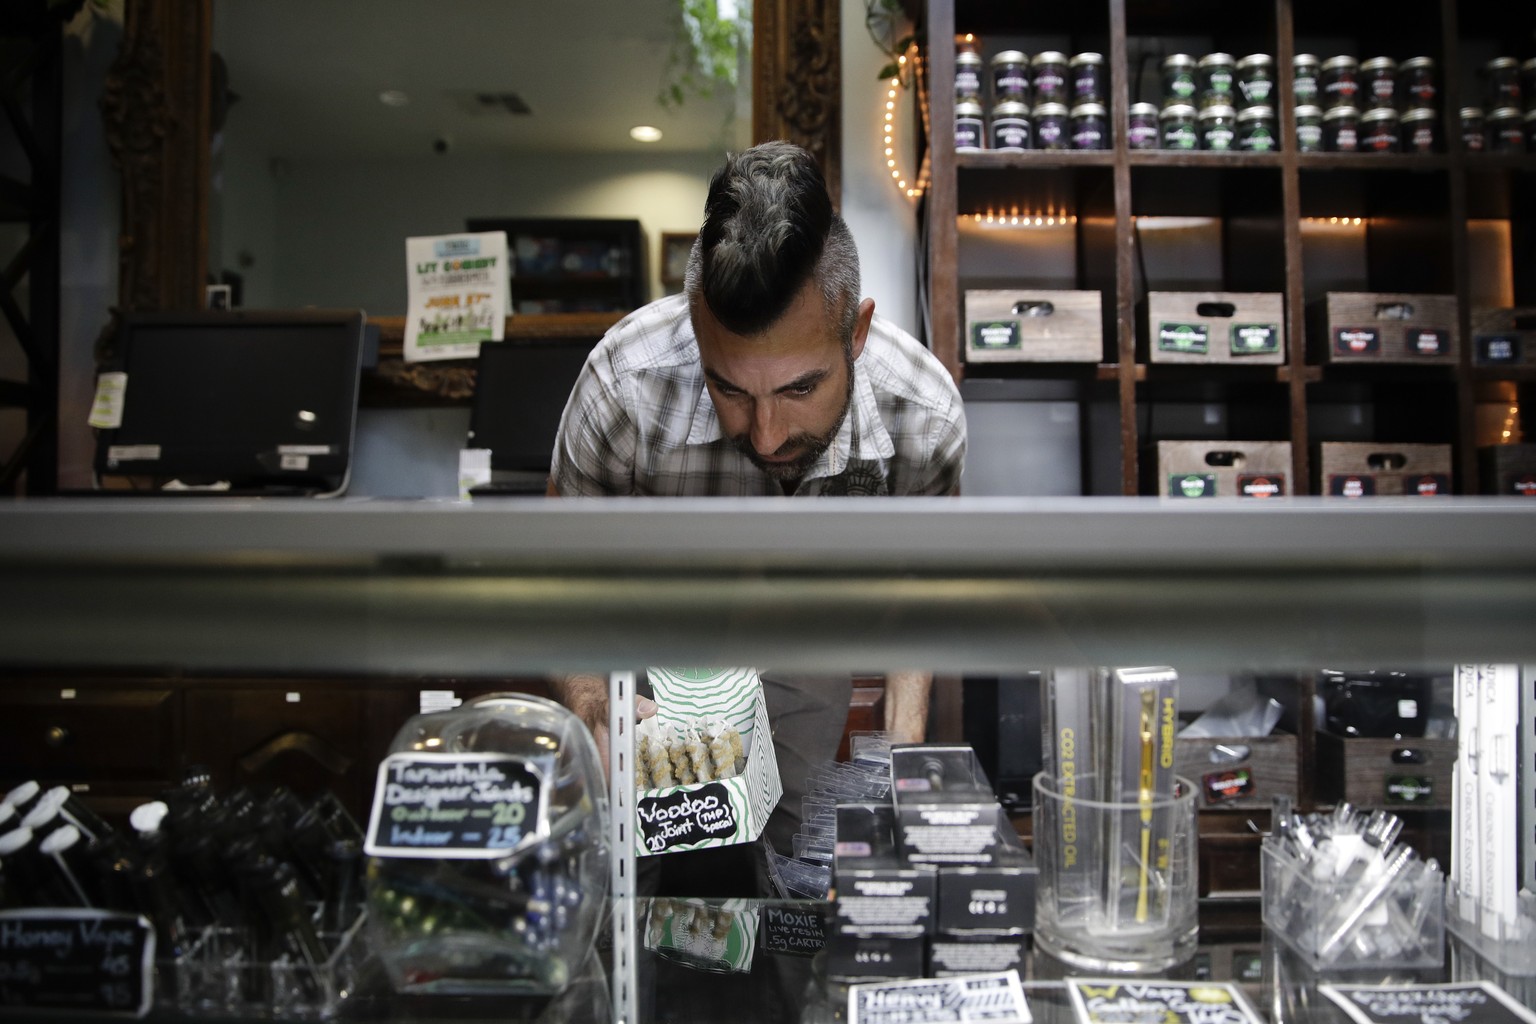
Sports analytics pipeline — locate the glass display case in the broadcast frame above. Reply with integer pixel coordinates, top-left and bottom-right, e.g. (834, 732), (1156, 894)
(1, 497), (1534, 1023)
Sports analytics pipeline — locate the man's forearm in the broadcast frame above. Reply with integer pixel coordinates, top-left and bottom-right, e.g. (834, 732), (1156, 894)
(885, 670), (931, 744)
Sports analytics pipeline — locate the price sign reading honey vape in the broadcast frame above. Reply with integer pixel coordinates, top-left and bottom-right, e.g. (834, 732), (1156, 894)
(0, 909), (154, 1018)
(364, 753), (549, 859)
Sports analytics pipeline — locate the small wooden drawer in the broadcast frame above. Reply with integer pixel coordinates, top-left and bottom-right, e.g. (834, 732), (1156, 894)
(1145, 291), (1286, 364)
(1176, 732), (1298, 809)
(0, 686), (179, 782)
(1316, 442), (1454, 498)
(1156, 441), (1293, 499)
(1479, 444), (1536, 497)
(1471, 307), (1536, 368)
(964, 289), (1103, 363)
(1319, 292), (1459, 364)
(1314, 731), (1456, 810)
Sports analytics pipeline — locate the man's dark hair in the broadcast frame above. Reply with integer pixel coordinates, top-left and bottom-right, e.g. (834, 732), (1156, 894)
(685, 141), (860, 344)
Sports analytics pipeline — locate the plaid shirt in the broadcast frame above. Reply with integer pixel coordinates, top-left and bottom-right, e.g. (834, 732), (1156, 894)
(550, 294), (966, 497)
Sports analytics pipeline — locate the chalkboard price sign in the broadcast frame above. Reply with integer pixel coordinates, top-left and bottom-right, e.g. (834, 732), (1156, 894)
(636, 781), (740, 853)
(364, 752), (549, 859)
(0, 909), (154, 1018)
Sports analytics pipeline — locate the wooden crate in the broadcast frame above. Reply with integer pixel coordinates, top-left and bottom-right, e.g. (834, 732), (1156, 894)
(1144, 291), (1286, 365)
(1320, 292), (1459, 363)
(1314, 731), (1456, 810)
(1157, 440), (1293, 498)
(1316, 441), (1453, 497)
(1479, 444), (1536, 497)
(1176, 732), (1298, 809)
(1471, 307), (1536, 368)
(964, 289), (1103, 363)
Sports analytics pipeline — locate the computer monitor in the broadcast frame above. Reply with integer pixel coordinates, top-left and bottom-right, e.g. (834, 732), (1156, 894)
(93, 309), (367, 495)
(467, 338), (597, 479)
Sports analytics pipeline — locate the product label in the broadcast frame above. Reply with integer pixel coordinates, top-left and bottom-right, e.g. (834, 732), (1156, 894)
(1475, 335), (1521, 364)
(1321, 981), (1536, 1024)
(636, 781), (740, 853)
(1170, 473), (1217, 498)
(1238, 474), (1285, 498)
(1163, 124), (1198, 150)
(1335, 327), (1381, 355)
(991, 117), (1031, 151)
(1033, 71), (1066, 98)
(104, 444), (161, 465)
(1037, 119), (1064, 147)
(1168, 72), (1196, 99)
(1385, 774), (1435, 805)
(1072, 123), (1104, 150)
(971, 321), (1021, 351)
(1333, 126), (1359, 151)
(1409, 329), (1449, 356)
(955, 117), (984, 151)
(88, 372), (128, 430)
(1070, 980), (1259, 1024)
(1230, 324), (1279, 355)
(1129, 123), (1160, 148)
(1511, 474), (1536, 497)
(0, 909), (154, 1018)
(1329, 474), (1377, 498)
(994, 72), (1028, 96)
(1241, 125), (1276, 151)
(1405, 473), (1451, 497)
(1203, 126), (1236, 151)
(851, 972), (1031, 1024)
(1203, 767), (1254, 803)
(1240, 78), (1272, 104)
(364, 753), (548, 859)
(1295, 75), (1318, 104)
(1159, 322), (1209, 353)
(1297, 124), (1323, 151)
(1207, 70), (1234, 96)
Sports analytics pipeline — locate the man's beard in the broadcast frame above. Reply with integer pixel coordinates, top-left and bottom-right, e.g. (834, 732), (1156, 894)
(731, 353), (855, 482)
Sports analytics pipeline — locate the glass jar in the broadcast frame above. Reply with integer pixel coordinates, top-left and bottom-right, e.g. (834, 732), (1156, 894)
(1360, 57), (1397, 110)
(1293, 54), (1321, 107)
(1197, 53), (1236, 108)
(1324, 105), (1360, 152)
(1489, 106), (1524, 153)
(1295, 105), (1324, 153)
(1321, 55), (1360, 109)
(1399, 57), (1436, 110)
(991, 50), (1030, 103)
(1199, 104), (1237, 151)
(955, 51), (984, 100)
(990, 100), (1031, 151)
(1070, 52), (1106, 103)
(1070, 102), (1108, 150)
(1034, 102), (1070, 150)
(1400, 107), (1437, 154)
(1032, 51), (1071, 106)
(1459, 107), (1485, 152)
(1236, 54), (1275, 108)
(1523, 59), (1536, 113)
(1159, 103), (1199, 150)
(1237, 105), (1278, 151)
(955, 98), (985, 150)
(1127, 102), (1161, 150)
(1360, 107), (1400, 152)
(1483, 57), (1521, 110)
(1162, 54), (1199, 105)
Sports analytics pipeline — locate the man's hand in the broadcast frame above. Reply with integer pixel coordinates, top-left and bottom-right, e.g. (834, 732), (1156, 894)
(884, 670), (932, 744)
(549, 673), (657, 778)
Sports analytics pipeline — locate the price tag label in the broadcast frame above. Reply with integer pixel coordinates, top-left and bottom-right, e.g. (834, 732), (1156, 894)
(0, 909), (154, 1018)
(363, 753), (548, 859)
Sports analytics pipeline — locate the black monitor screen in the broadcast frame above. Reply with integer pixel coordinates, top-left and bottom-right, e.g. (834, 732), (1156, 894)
(94, 310), (366, 493)
(468, 339), (597, 473)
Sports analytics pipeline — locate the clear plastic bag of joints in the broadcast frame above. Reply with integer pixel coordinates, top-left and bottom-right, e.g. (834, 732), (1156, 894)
(364, 693), (609, 995)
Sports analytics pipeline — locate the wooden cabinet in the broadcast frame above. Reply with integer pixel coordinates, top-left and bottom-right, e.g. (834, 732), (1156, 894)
(921, 0), (1535, 494)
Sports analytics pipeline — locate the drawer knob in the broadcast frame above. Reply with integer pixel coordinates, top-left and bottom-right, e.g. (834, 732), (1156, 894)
(44, 725), (70, 747)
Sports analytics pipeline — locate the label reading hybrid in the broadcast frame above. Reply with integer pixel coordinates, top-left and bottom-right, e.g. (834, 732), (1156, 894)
(1385, 774), (1434, 805)
(1405, 473), (1451, 497)
(1159, 322), (1209, 354)
(1475, 335), (1521, 364)
(1335, 327), (1381, 355)
(1230, 324), (1279, 355)
(1238, 474), (1285, 498)
(1410, 329), (1449, 356)
(1329, 474), (1377, 498)
(1171, 473), (1217, 498)
(971, 321), (1021, 350)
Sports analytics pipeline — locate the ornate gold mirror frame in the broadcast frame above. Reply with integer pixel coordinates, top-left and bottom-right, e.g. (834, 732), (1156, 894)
(103, 0), (842, 320)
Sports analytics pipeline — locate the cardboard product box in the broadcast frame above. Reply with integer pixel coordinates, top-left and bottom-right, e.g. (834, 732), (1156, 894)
(633, 667), (783, 857)
(1316, 442), (1454, 498)
(1144, 291), (1286, 365)
(824, 931), (926, 982)
(1156, 440), (1293, 499)
(1318, 292), (1459, 364)
(934, 824), (1037, 934)
(831, 802), (937, 938)
(1471, 307), (1536, 369)
(1479, 444), (1536, 497)
(1174, 733), (1298, 809)
(1314, 730), (1457, 810)
(927, 934), (1030, 977)
(964, 289), (1103, 363)
(891, 745), (1008, 866)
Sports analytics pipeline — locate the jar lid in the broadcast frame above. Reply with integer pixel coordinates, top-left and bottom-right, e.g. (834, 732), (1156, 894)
(993, 100), (1030, 115)
(1522, 57), (1536, 72)
(1322, 55), (1359, 71)
(1400, 107), (1437, 123)
(1129, 102), (1161, 116)
(957, 51), (984, 65)
(1032, 102), (1070, 116)
(1324, 105), (1360, 121)
(1199, 104), (1238, 119)
(1162, 53), (1197, 69)
(1033, 51), (1069, 66)
(1070, 102), (1108, 116)
(1294, 105), (1324, 118)
(1484, 57), (1519, 71)
(1198, 52), (1235, 68)
(1237, 54), (1274, 70)
(991, 50), (1028, 65)
(1458, 106), (1484, 119)
(1293, 53), (1320, 67)
(1070, 52), (1105, 67)
(1360, 57), (1398, 73)
(1488, 106), (1524, 119)
(1400, 56), (1436, 72)
(1525, 109), (1536, 123)
(1238, 105), (1275, 121)
(956, 98), (985, 114)
(1361, 107), (1399, 123)
(1160, 103), (1198, 119)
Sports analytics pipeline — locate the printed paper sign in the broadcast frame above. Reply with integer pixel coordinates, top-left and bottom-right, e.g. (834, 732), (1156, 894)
(88, 372), (128, 429)
(404, 231), (508, 362)
(1068, 980), (1261, 1024)
(1321, 982), (1536, 1024)
(851, 971), (1031, 1024)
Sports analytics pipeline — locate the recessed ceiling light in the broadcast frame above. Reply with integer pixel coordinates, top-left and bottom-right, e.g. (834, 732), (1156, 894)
(379, 90), (410, 107)
(629, 125), (663, 143)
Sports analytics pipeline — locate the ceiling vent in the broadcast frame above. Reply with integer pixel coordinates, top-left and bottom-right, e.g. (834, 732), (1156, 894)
(449, 90), (533, 116)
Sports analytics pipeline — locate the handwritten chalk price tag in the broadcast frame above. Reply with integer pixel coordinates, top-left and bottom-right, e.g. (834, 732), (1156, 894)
(0, 909), (154, 1018)
(363, 753), (548, 859)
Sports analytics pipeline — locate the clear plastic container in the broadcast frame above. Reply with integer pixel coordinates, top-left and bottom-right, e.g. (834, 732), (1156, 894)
(1446, 883), (1536, 976)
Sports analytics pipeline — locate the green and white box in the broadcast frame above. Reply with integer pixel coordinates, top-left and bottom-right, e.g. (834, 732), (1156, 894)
(634, 667), (782, 857)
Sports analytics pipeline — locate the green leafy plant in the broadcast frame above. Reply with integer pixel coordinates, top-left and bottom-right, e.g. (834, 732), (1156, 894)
(866, 0), (917, 83)
(659, 0), (753, 109)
